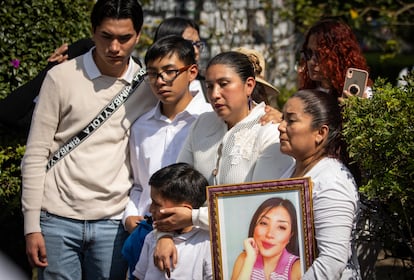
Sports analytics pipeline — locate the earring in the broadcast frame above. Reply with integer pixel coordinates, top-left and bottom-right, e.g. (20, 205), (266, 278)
(248, 95), (252, 111)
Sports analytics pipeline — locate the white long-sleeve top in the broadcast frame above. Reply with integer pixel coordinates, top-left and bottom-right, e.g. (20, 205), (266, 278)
(123, 90), (212, 224)
(178, 102), (295, 228)
(282, 157), (360, 279)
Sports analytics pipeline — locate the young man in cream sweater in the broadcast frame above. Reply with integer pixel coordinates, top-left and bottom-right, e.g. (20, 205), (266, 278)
(21, 1), (157, 279)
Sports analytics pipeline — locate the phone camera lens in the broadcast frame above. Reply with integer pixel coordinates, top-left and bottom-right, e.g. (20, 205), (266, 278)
(349, 85), (359, 95)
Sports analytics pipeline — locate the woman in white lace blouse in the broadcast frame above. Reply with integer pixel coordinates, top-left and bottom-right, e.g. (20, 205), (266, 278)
(152, 51), (294, 273)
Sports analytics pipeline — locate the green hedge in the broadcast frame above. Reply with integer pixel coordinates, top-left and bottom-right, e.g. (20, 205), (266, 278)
(0, 0), (93, 99)
(342, 71), (414, 257)
(0, 136), (25, 219)
(343, 72), (414, 205)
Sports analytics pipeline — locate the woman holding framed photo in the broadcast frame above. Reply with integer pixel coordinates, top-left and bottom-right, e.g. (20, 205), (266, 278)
(278, 89), (360, 279)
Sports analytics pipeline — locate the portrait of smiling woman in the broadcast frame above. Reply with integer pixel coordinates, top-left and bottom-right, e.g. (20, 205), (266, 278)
(231, 197), (301, 280)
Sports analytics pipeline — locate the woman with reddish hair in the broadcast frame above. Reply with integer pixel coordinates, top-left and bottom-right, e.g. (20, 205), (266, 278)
(259, 18), (372, 125)
(298, 17), (372, 98)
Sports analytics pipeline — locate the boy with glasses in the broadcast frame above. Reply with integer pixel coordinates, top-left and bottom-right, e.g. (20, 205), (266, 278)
(122, 36), (211, 275)
(153, 17), (208, 101)
(123, 34), (211, 237)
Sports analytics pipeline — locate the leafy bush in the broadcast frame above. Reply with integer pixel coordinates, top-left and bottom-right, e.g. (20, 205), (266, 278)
(0, 0), (93, 99)
(0, 125), (29, 274)
(0, 140), (25, 219)
(343, 73), (414, 202)
(342, 71), (414, 257)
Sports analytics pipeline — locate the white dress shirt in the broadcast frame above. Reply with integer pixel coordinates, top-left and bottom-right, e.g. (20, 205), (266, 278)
(133, 227), (212, 280)
(123, 90), (212, 224)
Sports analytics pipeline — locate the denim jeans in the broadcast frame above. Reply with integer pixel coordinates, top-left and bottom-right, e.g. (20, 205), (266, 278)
(38, 211), (128, 280)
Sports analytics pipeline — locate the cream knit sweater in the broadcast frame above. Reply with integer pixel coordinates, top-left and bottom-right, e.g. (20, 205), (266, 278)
(21, 49), (157, 235)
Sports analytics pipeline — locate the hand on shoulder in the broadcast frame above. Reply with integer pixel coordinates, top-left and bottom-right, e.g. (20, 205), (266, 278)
(260, 105), (282, 125)
(48, 43), (69, 64)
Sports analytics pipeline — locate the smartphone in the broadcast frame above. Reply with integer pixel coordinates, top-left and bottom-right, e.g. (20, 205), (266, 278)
(343, 68), (368, 97)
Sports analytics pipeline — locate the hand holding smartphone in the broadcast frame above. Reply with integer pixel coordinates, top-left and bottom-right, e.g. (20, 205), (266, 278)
(343, 68), (368, 97)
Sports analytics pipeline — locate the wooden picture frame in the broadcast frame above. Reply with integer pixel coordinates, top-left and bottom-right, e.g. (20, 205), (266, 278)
(207, 177), (315, 280)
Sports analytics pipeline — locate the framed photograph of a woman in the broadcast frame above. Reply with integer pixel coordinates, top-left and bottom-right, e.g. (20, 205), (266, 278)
(207, 177), (315, 280)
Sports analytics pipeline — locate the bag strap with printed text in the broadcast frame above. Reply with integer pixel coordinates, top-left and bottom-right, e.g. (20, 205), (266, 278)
(46, 68), (147, 171)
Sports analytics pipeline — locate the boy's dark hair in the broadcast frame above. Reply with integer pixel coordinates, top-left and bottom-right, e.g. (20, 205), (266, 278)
(144, 35), (196, 66)
(149, 163), (208, 209)
(153, 17), (200, 42)
(91, 0), (143, 33)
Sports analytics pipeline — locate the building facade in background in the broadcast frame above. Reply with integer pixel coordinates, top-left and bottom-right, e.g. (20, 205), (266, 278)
(141, 0), (298, 92)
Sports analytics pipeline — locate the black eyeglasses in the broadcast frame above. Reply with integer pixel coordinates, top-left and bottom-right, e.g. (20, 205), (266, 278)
(188, 40), (205, 52)
(146, 65), (192, 83)
(301, 48), (320, 61)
